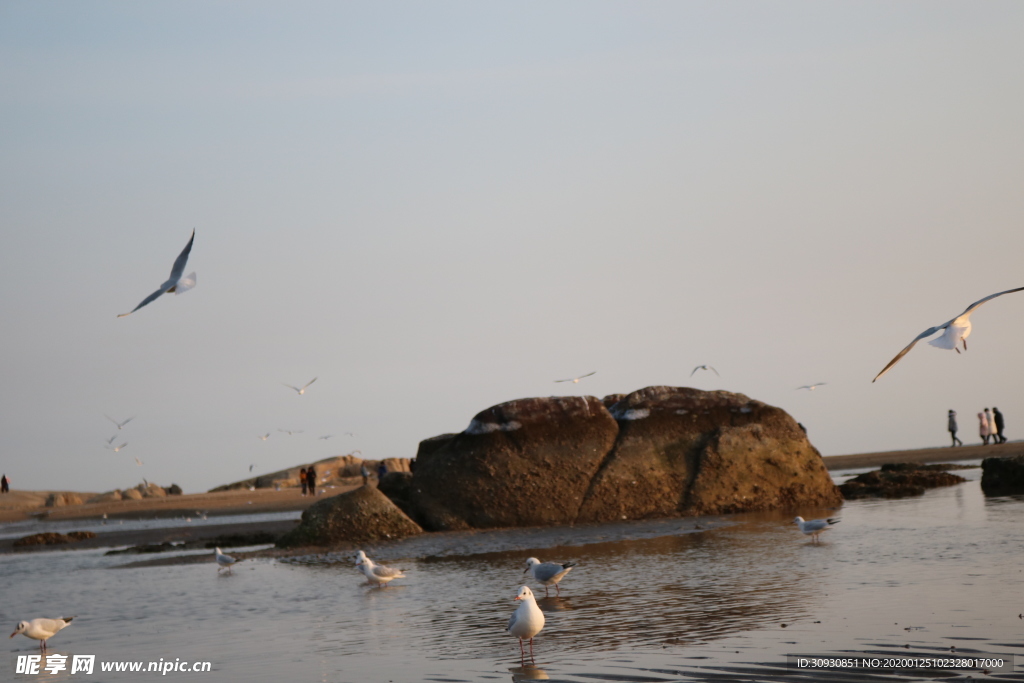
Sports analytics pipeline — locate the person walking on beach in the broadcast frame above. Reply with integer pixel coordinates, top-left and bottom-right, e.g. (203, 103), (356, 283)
(993, 407), (1006, 443)
(360, 464), (370, 486)
(1, 474), (9, 494)
(377, 462), (387, 481)
(979, 411), (991, 445)
(299, 467), (308, 496)
(948, 410), (963, 447)
(306, 466), (317, 496)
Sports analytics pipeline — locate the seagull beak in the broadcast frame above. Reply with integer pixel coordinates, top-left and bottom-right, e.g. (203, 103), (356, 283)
(9, 632), (16, 638)
(523, 567), (530, 574)
(514, 596), (522, 601)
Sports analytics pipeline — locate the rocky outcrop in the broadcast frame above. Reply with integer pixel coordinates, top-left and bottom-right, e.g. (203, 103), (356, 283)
(981, 455), (1024, 495)
(403, 387), (841, 531)
(211, 454), (412, 492)
(45, 492), (84, 507)
(121, 488), (143, 501)
(839, 463), (968, 499)
(377, 472), (414, 516)
(87, 490), (123, 504)
(276, 485), (423, 548)
(13, 531), (97, 547)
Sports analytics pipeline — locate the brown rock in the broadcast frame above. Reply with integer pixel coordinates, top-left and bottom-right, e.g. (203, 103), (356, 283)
(981, 455), (1024, 495)
(121, 488), (143, 501)
(44, 492), (84, 507)
(409, 396), (620, 530)
(13, 531), (97, 547)
(276, 485), (422, 547)
(839, 464), (967, 499)
(87, 490), (123, 504)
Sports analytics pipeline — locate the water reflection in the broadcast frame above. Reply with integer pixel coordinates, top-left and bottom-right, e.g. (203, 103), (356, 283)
(510, 664), (549, 680)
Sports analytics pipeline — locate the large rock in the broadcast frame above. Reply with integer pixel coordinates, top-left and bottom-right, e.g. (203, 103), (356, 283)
(407, 387), (842, 530)
(87, 490), (123, 504)
(276, 485), (422, 547)
(840, 463), (968, 499)
(45, 492), (84, 507)
(211, 454), (413, 492)
(981, 455), (1024, 495)
(408, 396), (620, 530)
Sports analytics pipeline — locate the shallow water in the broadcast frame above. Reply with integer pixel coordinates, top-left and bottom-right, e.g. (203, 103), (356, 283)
(4, 467), (1024, 682)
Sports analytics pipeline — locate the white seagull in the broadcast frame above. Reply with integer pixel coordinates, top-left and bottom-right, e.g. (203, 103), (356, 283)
(507, 586), (545, 662)
(554, 371), (596, 384)
(134, 457), (144, 466)
(10, 617), (74, 651)
(277, 429), (303, 436)
(283, 377), (317, 395)
(105, 435), (118, 445)
(106, 442), (128, 452)
(873, 286), (1024, 382)
(318, 435), (333, 440)
(257, 433), (270, 441)
(524, 557), (577, 597)
(215, 547), (237, 573)
(354, 550), (406, 588)
(796, 383), (827, 391)
(105, 415), (134, 430)
(117, 229), (196, 318)
(793, 516), (840, 543)
(690, 365), (719, 377)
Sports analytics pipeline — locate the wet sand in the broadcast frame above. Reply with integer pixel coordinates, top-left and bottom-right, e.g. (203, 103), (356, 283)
(822, 441), (1022, 470)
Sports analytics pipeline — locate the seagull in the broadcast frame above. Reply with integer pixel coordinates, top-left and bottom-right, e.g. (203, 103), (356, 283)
(793, 516), (840, 543)
(872, 286), (1024, 382)
(354, 550), (406, 588)
(117, 229), (196, 318)
(249, 464), (255, 472)
(283, 377), (317, 395)
(106, 442), (128, 452)
(105, 415), (134, 430)
(524, 557), (577, 597)
(318, 435), (333, 440)
(134, 457), (144, 466)
(105, 435), (118, 445)
(554, 371), (596, 384)
(690, 365), (719, 377)
(796, 383), (827, 391)
(507, 586), (545, 662)
(10, 617), (74, 651)
(257, 433), (270, 441)
(215, 547), (237, 573)
(277, 429), (303, 436)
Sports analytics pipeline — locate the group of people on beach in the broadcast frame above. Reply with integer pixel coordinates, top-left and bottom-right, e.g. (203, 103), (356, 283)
(947, 407), (1007, 446)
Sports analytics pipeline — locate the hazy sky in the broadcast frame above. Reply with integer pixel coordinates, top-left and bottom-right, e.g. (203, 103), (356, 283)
(3, 2), (1024, 493)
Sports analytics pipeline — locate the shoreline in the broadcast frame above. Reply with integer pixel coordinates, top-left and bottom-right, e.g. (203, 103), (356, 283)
(821, 441), (1020, 470)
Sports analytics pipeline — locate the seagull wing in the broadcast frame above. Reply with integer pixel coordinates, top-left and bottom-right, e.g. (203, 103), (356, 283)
(554, 378), (573, 383)
(167, 230), (195, 282)
(709, 366), (720, 376)
(118, 282), (174, 317)
(532, 562), (568, 582)
(957, 286), (1024, 319)
(872, 325), (946, 382)
(303, 377), (317, 390)
(507, 610), (519, 632)
(371, 564), (404, 579)
(578, 371), (596, 379)
(690, 366), (700, 377)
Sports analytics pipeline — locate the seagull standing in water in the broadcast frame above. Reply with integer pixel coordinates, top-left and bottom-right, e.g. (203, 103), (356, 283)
(555, 371), (596, 384)
(507, 586), (545, 662)
(873, 286), (1024, 382)
(10, 617), (74, 651)
(215, 547), (237, 573)
(354, 550), (406, 587)
(690, 365), (719, 377)
(283, 378), (317, 395)
(524, 557), (577, 597)
(793, 516), (840, 543)
(117, 230), (196, 317)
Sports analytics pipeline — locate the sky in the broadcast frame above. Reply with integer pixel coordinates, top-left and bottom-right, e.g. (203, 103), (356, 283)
(2, 2), (1024, 494)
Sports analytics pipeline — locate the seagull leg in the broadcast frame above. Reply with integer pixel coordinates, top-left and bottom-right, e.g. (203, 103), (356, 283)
(555, 583), (561, 597)
(519, 638), (526, 662)
(963, 338), (967, 351)
(955, 347), (960, 354)
(529, 637), (536, 662)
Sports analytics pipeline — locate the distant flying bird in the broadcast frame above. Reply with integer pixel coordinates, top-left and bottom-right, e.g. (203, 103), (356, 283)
(554, 371), (596, 384)
(105, 435), (118, 445)
(134, 457), (143, 466)
(117, 229), (197, 318)
(249, 464), (255, 472)
(106, 442), (128, 452)
(278, 429), (303, 436)
(872, 286), (1024, 382)
(796, 383), (827, 391)
(690, 365), (719, 377)
(257, 433), (270, 441)
(105, 415), (134, 430)
(319, 435), (333, 440)
(283, 377), (317, 395)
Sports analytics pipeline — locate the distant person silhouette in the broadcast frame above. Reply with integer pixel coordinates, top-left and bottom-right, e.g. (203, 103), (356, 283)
(306, 466), (317, 496)
(377, 462), (387, 481)
(979, 411), (992, 445)
(948, 410), (963, 447)
(992, 407), (1007, 443)
(299, 467), (308, 496)
(361, 464), (370, 486)
(0, 474), (9, 494)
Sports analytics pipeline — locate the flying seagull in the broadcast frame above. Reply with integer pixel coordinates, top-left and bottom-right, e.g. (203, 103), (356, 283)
(117, 230), (196, 317)
(873, 286), (1024, 382)
(105, 435), (118, 445)
(106, 442), (128, 452)
(278, 429), (303, 436)
(690, 365), (719, 377)
(105, 415), (134, 430)
(318, 435), (333, 440)
(283, 377), (317, 395)
(554, 371), (596, 384)
(257, 433), (270, 441)
(797, 383), (827, 391)
(134, 457), (144, 466)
